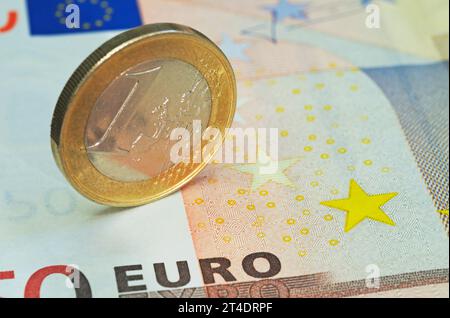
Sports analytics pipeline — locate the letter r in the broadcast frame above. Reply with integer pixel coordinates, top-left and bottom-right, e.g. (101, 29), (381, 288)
(199, 258), (237, 285)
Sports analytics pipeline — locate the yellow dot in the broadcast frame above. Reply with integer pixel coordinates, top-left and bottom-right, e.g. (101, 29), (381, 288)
(298, 250), (307, 257)
(315, 83), (325, 90)
(292, 88), (301, 95)
(304, 146), (313, 152)
(382, 167), (391, 173)
(324, 214), (334, 221)
(194, 198), (204, 205)
(215, 218), (225, 225)
(247, 204), (256, 211)
(287, 218), (296, 225)
(364, 160), (373, 166)
(307, 115), (316, 122)
(362, 138), (371, 145)
(100, 1), (108, 8)
(350, 84), (359, 92)
(329, 239), (340, 246)
(295, 195), (305, 202)
(223, 236), (232, 243)
(244, 81), (253, 87)
(259, 190), (269, 196)
(310, 181), (319, 187)
(302, 209), (311, 216)
(256, 216), (265, 223)
(321, 153), (330, 159)
(336, 71), (344, 77)
(105, 7), (113, 14)
(315, 170), (324, 176)
(90, 0), (98, 4)
(103, 15), (111, 21)
(308, 134), (317, 141)
(298, 74), (307, 80)
(329, 62), (337, 68)
(55, 11), (62, 18)
(59, 17), (66, 24)
(326, 138), (335, 145)
(351, 67), (360, 72)
(197, 222), (206, 228)
(280, 130), (289, 137)
(347, 165), (356, 172)
(300, 228), (310, 235)
(323, 105), (333, 111)
(227, 199), (237, 206)
(304, 105), (313, 111)
(83, 22), (92, 29)
(331, 189), (340, 195)
(276, 106), (285, 113)
(310, 67), (318, 73)
(57, 3), (65, 10)
(338, 148), (347, 154)
(257, 232), (266, 239)
(361, 115), (369, 121)
(266, 202), (276, 208)
(95, 20), (103, 27)
(237, 189), (247, 195)
(283, 235), (292, 243)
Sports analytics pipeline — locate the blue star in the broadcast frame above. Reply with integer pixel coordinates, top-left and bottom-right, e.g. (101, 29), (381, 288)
(264, 0), (308, 23)
(219, 34), (251, 62)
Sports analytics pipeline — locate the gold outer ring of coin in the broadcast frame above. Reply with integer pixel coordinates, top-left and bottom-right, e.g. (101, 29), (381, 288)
(51, 23), (236, 207)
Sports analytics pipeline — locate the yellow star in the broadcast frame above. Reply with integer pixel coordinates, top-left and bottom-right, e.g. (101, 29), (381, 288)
(321, 180), (397, 232)
(232, 152), (300, 190)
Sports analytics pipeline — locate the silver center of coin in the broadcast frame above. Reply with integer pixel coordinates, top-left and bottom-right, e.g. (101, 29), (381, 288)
(85, 59), (212, 182)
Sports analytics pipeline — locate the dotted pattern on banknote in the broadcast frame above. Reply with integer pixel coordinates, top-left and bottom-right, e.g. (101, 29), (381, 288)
(179, 62), (447, 283)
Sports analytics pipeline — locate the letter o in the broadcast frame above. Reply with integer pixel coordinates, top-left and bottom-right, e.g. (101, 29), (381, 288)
(249, 279), (290, 298)
(242, 252), (281, 279)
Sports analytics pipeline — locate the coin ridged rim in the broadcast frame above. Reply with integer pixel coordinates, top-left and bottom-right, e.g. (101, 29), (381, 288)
(51, 23), (236, 207)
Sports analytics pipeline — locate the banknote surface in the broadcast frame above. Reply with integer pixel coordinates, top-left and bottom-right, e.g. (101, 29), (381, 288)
(0, 0), (448, 298)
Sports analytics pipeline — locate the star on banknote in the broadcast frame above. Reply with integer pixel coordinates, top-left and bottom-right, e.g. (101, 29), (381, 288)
(264, 0), (308, 22)
(231, 153), (300, 190)
(321, 179), (397, 232)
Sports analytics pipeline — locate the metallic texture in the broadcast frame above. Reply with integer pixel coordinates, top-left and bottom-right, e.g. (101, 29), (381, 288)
(51, 23), (236, 207)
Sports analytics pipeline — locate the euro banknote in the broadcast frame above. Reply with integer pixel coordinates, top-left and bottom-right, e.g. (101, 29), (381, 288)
(0, 0), (448, 298)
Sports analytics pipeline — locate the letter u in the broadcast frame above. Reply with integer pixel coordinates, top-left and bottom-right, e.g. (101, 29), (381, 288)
(154, 261), (191, 288)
